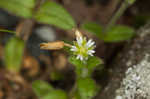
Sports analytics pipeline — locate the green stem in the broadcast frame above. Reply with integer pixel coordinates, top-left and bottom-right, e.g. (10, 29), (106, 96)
(105, 1), (129, 31)
(69, 83), (77, 99)
(0, 29), (16, 34)
(69, 65), (89, 99)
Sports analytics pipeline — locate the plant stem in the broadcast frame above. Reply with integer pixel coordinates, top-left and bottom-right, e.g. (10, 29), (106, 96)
(0, 29), (16, 34)
(105, 1), (129, 31)
(69, 67), (89, 99)
(69, 82), (77, 99)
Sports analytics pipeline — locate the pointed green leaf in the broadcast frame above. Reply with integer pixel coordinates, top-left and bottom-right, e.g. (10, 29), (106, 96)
(32, 80), (53, 98)
(81, 22), (103, 37)
(43, 90), (67, 99)
(103, 25), (135, 42)
(34, 1), (76, 30)
(69, 56), (84, 68)
(4, 37), (24, 72)
(77, 77), (99, 99)
(0, 0), (35, 18)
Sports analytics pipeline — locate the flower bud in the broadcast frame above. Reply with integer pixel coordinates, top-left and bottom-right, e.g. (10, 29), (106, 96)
(40, 41), (65, 50)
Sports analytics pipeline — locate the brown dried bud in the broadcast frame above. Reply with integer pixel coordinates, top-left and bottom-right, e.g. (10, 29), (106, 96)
(40, 41), (65, 50)
(75, 30), (83, 38)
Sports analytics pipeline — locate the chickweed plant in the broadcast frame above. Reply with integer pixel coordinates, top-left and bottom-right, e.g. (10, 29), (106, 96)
(32, 30), (102, 99)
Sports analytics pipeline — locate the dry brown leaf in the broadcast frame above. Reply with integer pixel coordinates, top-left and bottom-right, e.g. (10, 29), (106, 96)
(23, 55), (39, 76)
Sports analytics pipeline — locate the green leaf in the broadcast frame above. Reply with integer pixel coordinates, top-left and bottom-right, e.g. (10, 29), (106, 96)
(4, 37), (24, 72)
(34, 1), (76, 30)
(32, 80), (53, 98)
(103, 25), (135, 42)
(69, 56), (85, 76)
(69, 56), (102, 77)
(86, 56), (103, 74)
(0, 0), (35, 18)
(69, 56), (84, 69)
(72, 91), (81, 99)
(43, 90), (68, 99)
(77, 77), (99, 99)
(81, 22), (103, 38)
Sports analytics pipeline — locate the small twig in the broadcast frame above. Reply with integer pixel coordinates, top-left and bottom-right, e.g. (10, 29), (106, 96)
(15, 0), (46, 41)
(16, 19), (35, 41)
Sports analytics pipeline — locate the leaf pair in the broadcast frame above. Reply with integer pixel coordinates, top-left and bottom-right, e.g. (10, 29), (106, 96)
(0, 0), (76, 30)
(69, 56), (102, 77)
(81, 22), (135, 42)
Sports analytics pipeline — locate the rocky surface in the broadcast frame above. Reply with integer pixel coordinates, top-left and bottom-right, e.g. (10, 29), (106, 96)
(98, 23), (150, 99)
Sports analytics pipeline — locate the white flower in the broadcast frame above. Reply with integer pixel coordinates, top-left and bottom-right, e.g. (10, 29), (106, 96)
(70, 33), (96, 61)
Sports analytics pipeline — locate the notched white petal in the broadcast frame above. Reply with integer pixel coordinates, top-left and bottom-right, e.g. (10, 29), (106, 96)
(86, 39), (92, 46)
(88, 50), (95, 54)
(86, 39), (95, 48)
(87, 50), (95, 56)
(89, 41), (95, 47)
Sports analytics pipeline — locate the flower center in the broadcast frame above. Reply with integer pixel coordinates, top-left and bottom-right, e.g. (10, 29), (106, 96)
(79, 46), (88, 57)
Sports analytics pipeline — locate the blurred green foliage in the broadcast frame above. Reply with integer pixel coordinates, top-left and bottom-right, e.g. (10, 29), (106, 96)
(0, 0), (76, 30)
(4, 37), (24, 72)
(34, 1), (76, 30)
(0, 0), (35, 18)
(76, 77), (99, 99)
(103, 25), (135, 42)
(82, 22), (135, 42)
(81, 22), (103, 37)
(32, 80), (67, 99)
(42, 90), (68, 99)
(0, 0), (136, 42)
(32, 80), (53, 98)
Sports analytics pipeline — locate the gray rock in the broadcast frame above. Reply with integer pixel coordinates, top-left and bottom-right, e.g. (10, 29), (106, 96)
(98, 23), (150, 99)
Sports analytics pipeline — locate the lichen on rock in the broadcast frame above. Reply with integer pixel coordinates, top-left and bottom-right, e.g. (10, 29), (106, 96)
(115, 54), (150, 99)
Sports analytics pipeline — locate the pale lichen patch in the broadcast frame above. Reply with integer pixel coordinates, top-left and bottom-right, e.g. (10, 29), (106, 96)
(115, 54), (150, 99)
